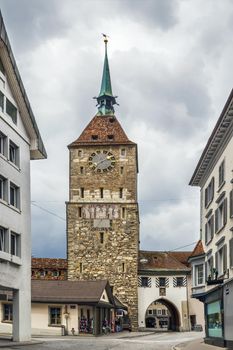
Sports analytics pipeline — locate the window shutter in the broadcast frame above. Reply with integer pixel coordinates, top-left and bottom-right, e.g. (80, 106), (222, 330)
(230, 238), (233, 268)
(224, 198), (227, 226)
(215, 252), (218, 275)
(230, 190), (233, 218)
(205, 188), (208, 207)
(215, 209), (218, 233)
(211, 215), (214, 239)
(205, 223), (207, 244)
(223, 244), (227, 274)
(205, 262), (208, 282)
(211, 178), (215, 201)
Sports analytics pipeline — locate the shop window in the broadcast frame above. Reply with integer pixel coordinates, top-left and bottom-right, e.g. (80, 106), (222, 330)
(207, 301), (223, 338)
(6, 98), (17, 124)
(3, 304), (12, 322)
(49, 307), (61, 325)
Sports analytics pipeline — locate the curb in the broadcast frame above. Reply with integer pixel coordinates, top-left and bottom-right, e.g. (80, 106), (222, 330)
(0, 340), (43, 348)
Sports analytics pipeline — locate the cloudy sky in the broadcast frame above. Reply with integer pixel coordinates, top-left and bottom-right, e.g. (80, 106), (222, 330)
(1, 0), (233, 258)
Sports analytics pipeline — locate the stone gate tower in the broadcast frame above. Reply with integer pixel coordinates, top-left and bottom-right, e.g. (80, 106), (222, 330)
(66, 37), (139, 329)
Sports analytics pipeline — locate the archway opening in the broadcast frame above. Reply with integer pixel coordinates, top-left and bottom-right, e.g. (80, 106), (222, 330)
(145, 298), (180, 331)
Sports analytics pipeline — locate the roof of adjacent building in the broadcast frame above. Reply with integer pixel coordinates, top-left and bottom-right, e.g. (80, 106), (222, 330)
(31, 280), (113, 305)
(138, 251), (191, 272)
(0, 11), (46, 159)
(68, 114), (135, 148)
(189, 89), (233, 186)
(189, 240), (205, 259)
(31, 258), (67, 270)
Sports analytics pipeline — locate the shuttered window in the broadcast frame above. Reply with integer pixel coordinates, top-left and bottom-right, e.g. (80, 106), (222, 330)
(215, 198), (227, 233)
(205, 215), (214, 244)
(230, 190), (233, 218)
(205, 177), (215, 208)
(230, 238), (233, 268)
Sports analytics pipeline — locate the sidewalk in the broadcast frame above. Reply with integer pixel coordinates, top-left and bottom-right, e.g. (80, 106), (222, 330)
(174, 338), (227, 350)
(0, 335), (43, 348)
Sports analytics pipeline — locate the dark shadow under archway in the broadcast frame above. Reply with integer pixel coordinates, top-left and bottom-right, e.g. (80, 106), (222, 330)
(145, 298), (180, 332)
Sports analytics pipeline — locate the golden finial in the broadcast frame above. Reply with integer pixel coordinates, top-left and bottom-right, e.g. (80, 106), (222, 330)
(102, 33), (109, 44)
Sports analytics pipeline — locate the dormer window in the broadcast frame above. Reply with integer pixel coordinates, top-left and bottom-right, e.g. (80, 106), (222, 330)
(92, 135), (98, 140)
(108, 135), (114, 140)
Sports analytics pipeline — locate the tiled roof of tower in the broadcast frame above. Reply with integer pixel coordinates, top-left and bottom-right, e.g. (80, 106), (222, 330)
(68, 115), (135, 147)
(138, 251), (190, 271)
(189, 240), (205, 258)
(31, 258), (67, 270)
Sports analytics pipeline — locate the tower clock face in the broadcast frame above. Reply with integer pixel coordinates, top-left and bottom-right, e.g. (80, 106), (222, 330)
(88, 150), (116, 172)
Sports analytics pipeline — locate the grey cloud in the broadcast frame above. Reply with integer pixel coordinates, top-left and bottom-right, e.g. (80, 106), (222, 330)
(120, 0), (179, 30)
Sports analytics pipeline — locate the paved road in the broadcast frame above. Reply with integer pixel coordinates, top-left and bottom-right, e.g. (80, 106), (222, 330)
(0, 331), (204, 350)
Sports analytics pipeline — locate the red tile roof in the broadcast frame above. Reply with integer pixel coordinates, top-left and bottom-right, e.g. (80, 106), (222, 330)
(189, 240), (205, 258)
(68, 114), (135, 147)
(31, 258), (67, 270)
(169, 251), (192, 267)
(138, 251), (190, 271)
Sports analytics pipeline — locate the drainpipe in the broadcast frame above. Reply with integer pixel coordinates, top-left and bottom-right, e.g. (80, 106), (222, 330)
(186, 275), (191, 331)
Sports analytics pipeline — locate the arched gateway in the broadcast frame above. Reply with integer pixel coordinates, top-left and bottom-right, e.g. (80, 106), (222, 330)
(145, 298), (180, 331)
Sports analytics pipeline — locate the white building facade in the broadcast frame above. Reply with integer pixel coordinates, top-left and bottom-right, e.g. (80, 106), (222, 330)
(189, 89), (233, 349)
(0, 13), (46, 341)
(138, 251), (204, 331)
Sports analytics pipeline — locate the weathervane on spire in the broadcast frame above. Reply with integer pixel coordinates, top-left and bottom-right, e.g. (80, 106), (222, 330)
(93, 33), (118, 116)
(102, 33), (109, 44)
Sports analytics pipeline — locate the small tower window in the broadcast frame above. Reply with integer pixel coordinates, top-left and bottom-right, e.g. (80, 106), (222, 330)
(92, 135), (98, 140)
(122, 207), (126, 219)
(100, 232), (104, 244)
(119, 188), (123, 199)
(100, 188), (104, 198)
(78, 150), (83, 157)
(80, 188), (84, 198)
(108, 135), (114, 140)
(78, 207), (82, 218)
(80, 263), (83, 273)
(80, 166), (84, 174)
(120, 167), (124, 175)
(122, 262), (125, 273)
(121, 148), (126, 156)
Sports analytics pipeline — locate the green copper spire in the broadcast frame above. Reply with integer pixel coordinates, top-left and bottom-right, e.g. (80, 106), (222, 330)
(96, 35), (117, 115)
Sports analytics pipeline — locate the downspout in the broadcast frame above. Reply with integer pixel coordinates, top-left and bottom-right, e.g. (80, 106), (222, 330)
(186, 274), (191, 331)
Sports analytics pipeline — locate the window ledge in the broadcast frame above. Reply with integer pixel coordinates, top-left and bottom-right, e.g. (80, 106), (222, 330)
(10, 255), (21, 266)
(217, 181), (225, 193)
(215, 225), (225, 235)
(2, 320), (12, 324)
(0, 152), (7, 161)
(0, 198), (8, 206)
(48, 324), (62, 328)
(8, 204), (21, 214)
(206, 238), (213, 246)
(8, 161), (20, 172)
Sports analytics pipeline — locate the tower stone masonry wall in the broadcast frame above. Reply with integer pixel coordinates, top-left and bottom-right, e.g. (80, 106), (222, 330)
(67, 143), (139, 330)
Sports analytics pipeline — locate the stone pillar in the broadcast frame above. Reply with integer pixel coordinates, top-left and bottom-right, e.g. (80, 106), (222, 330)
(13, 289), (31, 341)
